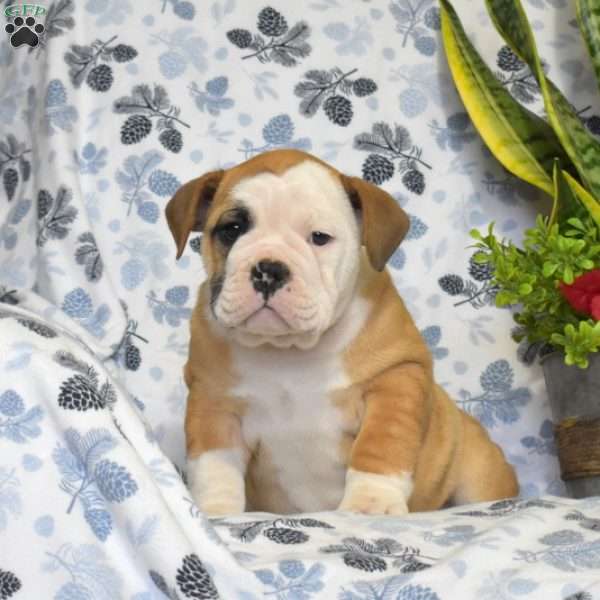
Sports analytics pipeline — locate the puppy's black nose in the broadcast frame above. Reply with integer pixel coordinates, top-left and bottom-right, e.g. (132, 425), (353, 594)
(251, 260), (290, 300)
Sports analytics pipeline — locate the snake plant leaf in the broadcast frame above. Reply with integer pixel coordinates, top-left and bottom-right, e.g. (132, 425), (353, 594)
(561, 170), (600, 231)
(550, 161), (588, 226)
(440, 0), (569, 196)
(576, 0), (600, 96)
(486, 0), (600, 200)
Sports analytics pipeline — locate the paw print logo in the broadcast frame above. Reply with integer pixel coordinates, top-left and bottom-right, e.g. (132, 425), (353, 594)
(5, 16), (45, 48)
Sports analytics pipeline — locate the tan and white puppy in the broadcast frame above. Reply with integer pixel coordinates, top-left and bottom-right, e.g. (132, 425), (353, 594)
(166, 149), (519, 516)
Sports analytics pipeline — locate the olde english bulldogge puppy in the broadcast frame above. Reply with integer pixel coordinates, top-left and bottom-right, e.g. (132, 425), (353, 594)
(166, 149), (519, 516)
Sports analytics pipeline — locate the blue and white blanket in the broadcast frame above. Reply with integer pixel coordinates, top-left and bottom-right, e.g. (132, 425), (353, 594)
(1, 0), (599, 597)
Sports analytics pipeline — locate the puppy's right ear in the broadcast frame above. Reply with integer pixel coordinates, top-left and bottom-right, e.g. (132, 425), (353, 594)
(166, 170), (225, 259)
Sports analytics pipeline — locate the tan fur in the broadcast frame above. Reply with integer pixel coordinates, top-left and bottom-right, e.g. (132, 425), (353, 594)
(168, 150), (519, 515)
(183, 285), (244, 458)
(338, 262), (517, 511)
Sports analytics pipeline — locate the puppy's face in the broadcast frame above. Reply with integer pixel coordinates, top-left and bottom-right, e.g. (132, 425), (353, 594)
(207, 161), (361, 349)
(166, 150), (409, 350)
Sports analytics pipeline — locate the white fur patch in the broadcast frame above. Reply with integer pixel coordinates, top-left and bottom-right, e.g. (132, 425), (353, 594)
(338, 468), (413, 516)
(187, 449), (246, 516)
(232, 295), (370, 513)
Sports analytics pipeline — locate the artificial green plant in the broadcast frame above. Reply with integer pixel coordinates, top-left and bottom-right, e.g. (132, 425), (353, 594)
(441, 0), (600, 368)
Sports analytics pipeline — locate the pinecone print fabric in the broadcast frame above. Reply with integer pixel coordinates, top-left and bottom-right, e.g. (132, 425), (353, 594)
(65, 37), (138, 92)
(114, 84), (190, 153)
(227, 28), (253, 49)
(159, 128), (183, 153)
(112, 315), (147, 371)
(497, 46), (525, 72)
(16, 318), (57, 338)
(468, 255), (493, 282)
(2, 0), (599, 597)
(439, 274), (465, 296)
(84, 508), (112, 541)
(493, 44), (543, 105)
(263, 527), (309, 544)
(0, 390), (25, 417)
(227, 6), (311, 66)
(323, 95), (353, 126)
(3, 169), (18, 202)
(176, 554), (219, 599)
(294, 67), (377, 127)
(258, 7), (288, 37)
(0, 570), (21, 600)
(353, 122), (431, 193)
(58, 374), (104, 411)
(121, 115), (153, 145)
(0, 135), (31, 203)
(94, 459), (138, 502)
(438, 253), (498, 308)
(342, 552), (387, 572)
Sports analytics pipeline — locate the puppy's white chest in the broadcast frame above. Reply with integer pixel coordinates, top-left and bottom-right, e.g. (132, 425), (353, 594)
(233, 349), (351, 513)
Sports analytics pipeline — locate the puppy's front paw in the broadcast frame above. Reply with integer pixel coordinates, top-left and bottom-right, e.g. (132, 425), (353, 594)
(196, 493), (245, 517)
(187, 450), (246, 517)
(337, 469), (412, 516)
(338, 489), (409, 516)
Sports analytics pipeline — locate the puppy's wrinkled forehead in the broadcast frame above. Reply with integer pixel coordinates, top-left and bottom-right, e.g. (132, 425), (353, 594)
(227, 161), (354, 225)
(166, 148), (410, 270)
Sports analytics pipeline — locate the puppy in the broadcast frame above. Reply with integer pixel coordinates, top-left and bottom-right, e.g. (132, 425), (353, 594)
(166, 149), (519, 516)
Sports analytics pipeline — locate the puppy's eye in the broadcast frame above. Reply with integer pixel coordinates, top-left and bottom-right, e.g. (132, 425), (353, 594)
(311, 231), (333, 246)
(217, 222), (246, 246)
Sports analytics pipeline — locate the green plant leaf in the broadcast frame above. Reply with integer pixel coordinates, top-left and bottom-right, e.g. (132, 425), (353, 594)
(542, 262), (558, 277)
(562, 170), (600, 231)
(550, 161), (587, 226)
(581, 258), (595, 269)
(567, 217), (586, 230)
(552, 319), (600, 368)
(496, 290), (514, 306)
(563, 265), (574, 284)
(486, 0), (600, 199)
(518, 283), (533, 295)
(576, 0), (600, 97)
(440, 0), (569, 196)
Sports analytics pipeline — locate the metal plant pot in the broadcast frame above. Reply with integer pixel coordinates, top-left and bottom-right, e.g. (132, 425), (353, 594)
(542, 352), (600, 498)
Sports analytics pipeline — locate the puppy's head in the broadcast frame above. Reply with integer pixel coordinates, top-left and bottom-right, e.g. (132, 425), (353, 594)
(166, 150), (409, 349)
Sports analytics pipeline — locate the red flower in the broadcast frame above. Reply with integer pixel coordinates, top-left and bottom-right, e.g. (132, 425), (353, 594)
(560, 269), (600, 320)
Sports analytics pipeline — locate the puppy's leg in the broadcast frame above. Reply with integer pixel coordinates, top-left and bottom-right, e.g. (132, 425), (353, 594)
(338, 363), (431, 516)
(185, 388), (248, 516)
(338, 469), (413, 515)
(187, 447), (247, 516)
(452, 413), (519, 505)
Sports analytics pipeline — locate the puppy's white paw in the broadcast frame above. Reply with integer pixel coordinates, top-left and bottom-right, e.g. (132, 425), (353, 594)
(338, 489), (409, 516)
(337, 469), (412, 516)
(187, 449), (246, 516)
(196, 494), (245, 517)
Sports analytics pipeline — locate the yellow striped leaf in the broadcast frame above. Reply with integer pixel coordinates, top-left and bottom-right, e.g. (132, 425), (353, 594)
(486, 0), (600, 200)
(440, 0), (569, 196)
(562, 170), (600, 231)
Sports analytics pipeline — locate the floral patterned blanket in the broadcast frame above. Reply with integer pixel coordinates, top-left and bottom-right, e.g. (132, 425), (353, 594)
(1, 0), (599, 598)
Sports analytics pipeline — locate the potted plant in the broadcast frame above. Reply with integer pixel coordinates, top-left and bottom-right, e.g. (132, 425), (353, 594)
(440, 0), (600, 497)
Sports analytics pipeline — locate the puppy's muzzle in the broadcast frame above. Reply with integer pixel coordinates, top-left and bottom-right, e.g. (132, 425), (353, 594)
(251, 260), (290, 301)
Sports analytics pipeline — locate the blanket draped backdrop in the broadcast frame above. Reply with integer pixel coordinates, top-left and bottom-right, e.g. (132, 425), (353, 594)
(0, 0), (599, 598)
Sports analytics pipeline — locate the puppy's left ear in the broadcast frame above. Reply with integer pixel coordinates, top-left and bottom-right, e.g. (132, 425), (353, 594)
(341, 175), (410, 271)
(166, 170), (225, 259)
